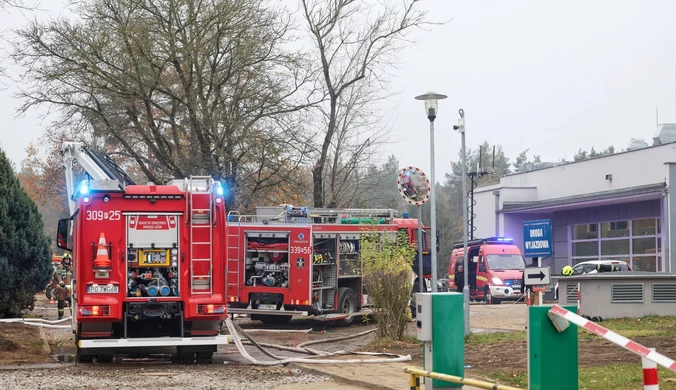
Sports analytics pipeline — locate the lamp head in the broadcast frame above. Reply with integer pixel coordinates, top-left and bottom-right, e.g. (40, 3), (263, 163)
(415, 91), (447, 121)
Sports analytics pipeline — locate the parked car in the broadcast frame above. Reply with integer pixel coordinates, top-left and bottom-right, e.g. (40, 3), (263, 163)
(554, 259), (632, 300)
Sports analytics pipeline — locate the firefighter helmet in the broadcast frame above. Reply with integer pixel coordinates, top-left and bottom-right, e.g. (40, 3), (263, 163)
(561, 265), (574, 276)
(61, 253), (72, 264)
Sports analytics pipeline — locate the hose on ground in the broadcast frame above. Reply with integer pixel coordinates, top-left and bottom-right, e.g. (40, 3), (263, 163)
(224, 318), (411, 365)
(0, 317), (71, 328)
(296, 328), (376, 349)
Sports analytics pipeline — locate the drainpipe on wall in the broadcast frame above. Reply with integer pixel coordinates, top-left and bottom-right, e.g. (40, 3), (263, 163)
(493, 190), (500, 236)
(663, 187), (670, 273)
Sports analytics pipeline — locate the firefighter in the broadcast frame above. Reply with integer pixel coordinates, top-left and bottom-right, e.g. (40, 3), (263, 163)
(53, 253), (73, 319)
(453, 263), (465, 293)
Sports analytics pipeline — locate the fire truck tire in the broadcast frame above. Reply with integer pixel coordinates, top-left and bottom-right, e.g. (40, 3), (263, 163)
(336, 287), (357, 327)
(197, 351), (214, 360)
(255, 315), (292, 325)
(175, 348), (214, 361)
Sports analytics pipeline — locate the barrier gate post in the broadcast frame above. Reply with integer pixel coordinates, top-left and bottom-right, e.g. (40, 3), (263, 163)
(528, 305), (578, 390)
(431, 293), (464, 388)
(418, 292), (464, 389)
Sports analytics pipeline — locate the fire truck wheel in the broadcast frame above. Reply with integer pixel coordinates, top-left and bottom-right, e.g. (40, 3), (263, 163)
(197, 351), (214, 360)
(256, 315), (292, 325)
(336, 287), (357, 327)
(76, 348), (94, 363)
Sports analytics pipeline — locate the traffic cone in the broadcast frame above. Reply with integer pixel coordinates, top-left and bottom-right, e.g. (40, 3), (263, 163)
(93, 233), (112, 269)
(49, 296), (54, 304)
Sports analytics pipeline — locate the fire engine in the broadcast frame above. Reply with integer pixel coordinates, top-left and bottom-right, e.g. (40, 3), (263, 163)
(225, 205), (433, 326)
(55, 142), (229, 361)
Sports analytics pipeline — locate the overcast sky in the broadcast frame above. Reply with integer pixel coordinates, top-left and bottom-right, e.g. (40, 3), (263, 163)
(2, 0), (676, 181)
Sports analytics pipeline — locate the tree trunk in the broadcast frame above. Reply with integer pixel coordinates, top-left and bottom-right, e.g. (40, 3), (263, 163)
(312, 98), (338, 207)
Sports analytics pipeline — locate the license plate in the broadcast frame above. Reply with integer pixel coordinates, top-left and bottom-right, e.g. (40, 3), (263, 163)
(258, 304), (276, 310)
(87, 284), (119, 294)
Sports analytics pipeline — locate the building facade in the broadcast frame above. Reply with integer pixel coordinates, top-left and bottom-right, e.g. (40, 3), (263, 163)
(473, 142), (676, 274)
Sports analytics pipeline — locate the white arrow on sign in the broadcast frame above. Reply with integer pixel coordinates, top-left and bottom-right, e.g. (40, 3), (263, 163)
(524, 267), (550, 285)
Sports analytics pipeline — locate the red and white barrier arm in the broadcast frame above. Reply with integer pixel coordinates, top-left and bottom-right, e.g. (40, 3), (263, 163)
(549, 304), (676, 373)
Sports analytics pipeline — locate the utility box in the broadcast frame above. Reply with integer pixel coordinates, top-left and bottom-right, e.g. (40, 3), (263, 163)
(416, 293), (433, 341)
(417, 293), (464, 389)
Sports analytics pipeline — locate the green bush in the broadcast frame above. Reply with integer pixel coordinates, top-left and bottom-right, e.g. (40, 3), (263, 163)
(361, 228), (415, 340)
(0, 148), (52, 318)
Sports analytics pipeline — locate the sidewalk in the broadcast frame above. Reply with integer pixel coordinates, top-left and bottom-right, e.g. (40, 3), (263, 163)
(291, 362), (486, 390)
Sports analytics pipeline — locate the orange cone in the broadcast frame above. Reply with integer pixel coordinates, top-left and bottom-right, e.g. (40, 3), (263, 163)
(93, 233), (112, 269)
(49, 296), (55, 304)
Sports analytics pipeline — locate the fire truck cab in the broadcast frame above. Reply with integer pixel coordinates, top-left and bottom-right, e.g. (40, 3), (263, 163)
(448, 237), (526, 304)
(56, 142), (229, 361)
(226, 206), (431, 326)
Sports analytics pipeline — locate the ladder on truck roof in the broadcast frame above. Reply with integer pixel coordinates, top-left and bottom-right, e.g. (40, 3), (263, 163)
(225, 211), (242, 301)
(309, 208), (399, 224)
(186, 176), (214, 295)
(61, 141), (136, 216)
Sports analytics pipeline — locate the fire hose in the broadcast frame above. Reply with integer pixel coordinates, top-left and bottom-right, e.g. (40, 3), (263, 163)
(0, 317), (71, 329)
(223, 318), (412, 365)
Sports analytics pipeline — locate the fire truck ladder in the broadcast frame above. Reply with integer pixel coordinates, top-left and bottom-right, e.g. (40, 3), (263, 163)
(226, 211), (242, 301)
(187, 176), (214, 295)
(309, 208), (399, 224)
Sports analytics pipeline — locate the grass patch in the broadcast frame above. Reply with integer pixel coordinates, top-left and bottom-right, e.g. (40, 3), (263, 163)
(467, 316), (676, 344)
(23, 339), (44, 348)
(356, 336), (422, 353)
(466, 331), (526, 345)
(478, 364), (676, 390)
(585, 316), (676, 338)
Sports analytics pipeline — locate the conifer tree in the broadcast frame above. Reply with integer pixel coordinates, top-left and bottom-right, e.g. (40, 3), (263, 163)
(0, 148), (52, 317)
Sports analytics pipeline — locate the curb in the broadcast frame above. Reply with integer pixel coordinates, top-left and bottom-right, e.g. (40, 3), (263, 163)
(37, 326), (53, 355)
(289, 363), (392, 390)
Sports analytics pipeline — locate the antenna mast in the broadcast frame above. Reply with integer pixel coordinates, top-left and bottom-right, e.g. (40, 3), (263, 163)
(467, 144), (495, 240)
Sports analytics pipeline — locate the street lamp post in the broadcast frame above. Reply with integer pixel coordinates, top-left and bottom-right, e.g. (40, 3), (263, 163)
(415, 91), (447, 293)
(454, 109), (470, 336)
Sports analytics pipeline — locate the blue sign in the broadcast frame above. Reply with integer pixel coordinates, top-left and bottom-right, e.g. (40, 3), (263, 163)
(523, 219), (553, 257)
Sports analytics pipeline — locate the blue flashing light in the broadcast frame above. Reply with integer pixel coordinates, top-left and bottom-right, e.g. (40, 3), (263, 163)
(497, 237), (513, 242)
(78, 180), (90, 195)
(215, 181), (225, 196)
(402, 212), (409, 219)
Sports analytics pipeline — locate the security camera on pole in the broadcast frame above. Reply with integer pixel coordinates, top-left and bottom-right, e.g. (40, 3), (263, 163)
(453, 109), (470, 337)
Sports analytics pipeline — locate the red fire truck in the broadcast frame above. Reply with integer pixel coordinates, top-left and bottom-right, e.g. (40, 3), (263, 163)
(225, 206), (433, 326)
(55, 142), (229, 361)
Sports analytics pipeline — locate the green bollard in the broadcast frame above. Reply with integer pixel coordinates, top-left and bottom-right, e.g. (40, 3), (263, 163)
(528, 305), (578, 390)
(431, 292), (464, 388)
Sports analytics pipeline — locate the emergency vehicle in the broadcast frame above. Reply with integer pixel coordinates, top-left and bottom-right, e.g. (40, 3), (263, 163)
(55, 142), (229, 361)
(448, 237), (526, 304)
(225, 206), (432, 326)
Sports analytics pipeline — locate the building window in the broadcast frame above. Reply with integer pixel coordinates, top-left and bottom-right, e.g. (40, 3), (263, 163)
(570, 218), (662, 271)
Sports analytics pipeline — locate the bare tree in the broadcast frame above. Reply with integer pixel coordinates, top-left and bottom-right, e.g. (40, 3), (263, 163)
(13, 0), (316, 209)
(321, 80), (391, 207)
(301, 0), (433, 207)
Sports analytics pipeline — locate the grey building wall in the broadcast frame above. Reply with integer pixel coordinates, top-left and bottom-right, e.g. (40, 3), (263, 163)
(556, 273), (676, 319)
